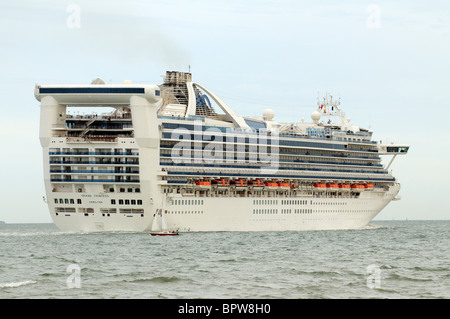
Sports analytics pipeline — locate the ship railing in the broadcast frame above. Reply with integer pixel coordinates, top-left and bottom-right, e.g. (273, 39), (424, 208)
(50, 178), (140, 183)
(66, 136), (118, 143)
(49, 160), (139, 165)
(157, 115), (206, 122)
(49, 151), (138, 156)
(66, 114), (132, 120)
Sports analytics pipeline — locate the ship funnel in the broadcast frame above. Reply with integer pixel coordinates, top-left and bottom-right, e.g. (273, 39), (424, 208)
(91, 78), (105, 84)
(164, 71), (192, 84)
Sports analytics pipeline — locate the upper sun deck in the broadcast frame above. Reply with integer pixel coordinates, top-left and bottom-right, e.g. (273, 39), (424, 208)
(35, 71), (406, 151)
(34, 81), (161, 106)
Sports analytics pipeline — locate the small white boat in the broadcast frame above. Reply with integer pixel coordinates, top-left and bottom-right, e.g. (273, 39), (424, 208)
(150, 230), (179, 236)
(150, 209), (178, 236)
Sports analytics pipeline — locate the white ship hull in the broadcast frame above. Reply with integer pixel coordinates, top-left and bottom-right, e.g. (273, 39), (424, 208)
(47, 183), (399, 232)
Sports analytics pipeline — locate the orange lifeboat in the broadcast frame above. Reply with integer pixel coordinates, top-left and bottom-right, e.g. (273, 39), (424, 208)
(264, 181), (278, 190)
(313, 183), (327, 191)
(338, 184), (351, 192)
(195, 180), (211, 189)
(351, 184), (365, 192)
(278, 182), (290, 189)
(326, 183), (339, 190)
(364, 183), (374, 191)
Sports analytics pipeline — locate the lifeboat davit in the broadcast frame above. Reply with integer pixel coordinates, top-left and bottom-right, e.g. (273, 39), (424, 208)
(231, 179), (247, 189)
(338, 184), (351, 192)
(351, 184), (365, 192)
(212, 179), (229, 188)
(195, 180), (211, 189)
(313, 183), (327, 191)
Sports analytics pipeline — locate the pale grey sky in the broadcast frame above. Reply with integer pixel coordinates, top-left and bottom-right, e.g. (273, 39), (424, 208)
(0, 0), (449, 222)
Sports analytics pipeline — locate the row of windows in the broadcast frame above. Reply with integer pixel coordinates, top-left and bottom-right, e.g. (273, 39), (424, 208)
(313, 201), (349, 206)
(160, 152), (380, 169)
(252, 208), (374, 215)
(49, 158), (139, 165)
(161, 125), (376, 148)
(49, 148), (138, 156)
(50, 178), (141, 183)
(253, 209), (278, 214)
(119, 208), (144, 214)
(55, 207), (76, 213)
(252, 209), (313, 214)
(161, 132), (378, 152)
(295, 209), (312, 214)
(55, 207), (93, 216)
(54, 207), (144, 216)
(110, 199), (143, 205)
(169, 198), (352, 207)
(253, 199), (278, 205)
(172, 199), (204, 205)
(53, 198), (144, 206)
(118, 187), (140, 193)
(54, 198), (82, 204)
(281, 200), (308, 205)
(314, 209), (375, 214)
(160, 142), (379, 160)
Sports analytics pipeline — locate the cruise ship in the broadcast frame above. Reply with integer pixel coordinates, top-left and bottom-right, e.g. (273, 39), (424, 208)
(35, 71), (409, 232)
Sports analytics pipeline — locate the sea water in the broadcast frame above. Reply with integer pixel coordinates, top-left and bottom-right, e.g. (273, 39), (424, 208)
(0, 220), (449, 299)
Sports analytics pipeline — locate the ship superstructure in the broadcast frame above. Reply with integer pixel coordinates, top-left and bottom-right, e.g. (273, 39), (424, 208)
(36, 71), (408, 232)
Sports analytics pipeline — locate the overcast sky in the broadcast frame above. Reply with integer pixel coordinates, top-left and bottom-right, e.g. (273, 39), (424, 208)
(0, 0), (449, 223)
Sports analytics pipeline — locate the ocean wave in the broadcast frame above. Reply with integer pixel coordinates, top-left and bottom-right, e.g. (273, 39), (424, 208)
(387, 273), (434, 282)
(0, 231), (71, 237)
(362, 224), (395, 230)
(0, 280), (37, 289)
(126, 276), (184, 284)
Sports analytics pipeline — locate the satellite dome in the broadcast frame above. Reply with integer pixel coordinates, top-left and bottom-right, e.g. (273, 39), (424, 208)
(263, 109), (274, 121)
(311, 111), (321, 123)
(122, 80), (133, 84)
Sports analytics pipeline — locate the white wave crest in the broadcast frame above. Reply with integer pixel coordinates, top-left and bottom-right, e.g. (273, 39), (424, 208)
(363, 223), (394, 230)
(0, 280), (37, 288)
(0, 231), (73, 237)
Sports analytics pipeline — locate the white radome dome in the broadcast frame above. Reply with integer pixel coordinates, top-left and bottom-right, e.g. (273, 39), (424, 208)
(311, 111), (321, 123)
(263, 109), (274, 121)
